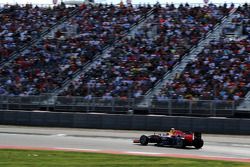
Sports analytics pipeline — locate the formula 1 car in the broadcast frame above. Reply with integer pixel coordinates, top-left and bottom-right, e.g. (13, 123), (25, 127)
(133, 129), (204, 149)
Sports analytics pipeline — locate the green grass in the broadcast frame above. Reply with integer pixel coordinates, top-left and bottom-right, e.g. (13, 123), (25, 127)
(0, 149), (249, 167)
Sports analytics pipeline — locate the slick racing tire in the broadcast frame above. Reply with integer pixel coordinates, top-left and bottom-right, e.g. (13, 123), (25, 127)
(193, 138), (204, 149)
(140, 135), (149, 146)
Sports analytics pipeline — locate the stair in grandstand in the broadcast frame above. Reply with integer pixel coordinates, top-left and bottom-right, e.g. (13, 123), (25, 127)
(137, 7), (238, 107)
(220, 7), (250, 111)
(52, 7), (157, 96)
(237, 92), (250, 111)
(0, 6), (81, 68)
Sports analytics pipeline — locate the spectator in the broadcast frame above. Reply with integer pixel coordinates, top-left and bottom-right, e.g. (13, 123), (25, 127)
(0, 4), (152, 95)
(0, 4), (76, 63)
(158, 36), (250, 101)
(61, 4), (229, 99)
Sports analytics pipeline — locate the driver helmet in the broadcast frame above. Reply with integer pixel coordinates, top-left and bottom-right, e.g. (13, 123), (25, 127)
(170, 128), (175, 134)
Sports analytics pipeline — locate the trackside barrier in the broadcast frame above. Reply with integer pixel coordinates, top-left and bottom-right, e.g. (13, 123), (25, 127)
(0, 111), (250, 135)
(0, 95), (249, 117)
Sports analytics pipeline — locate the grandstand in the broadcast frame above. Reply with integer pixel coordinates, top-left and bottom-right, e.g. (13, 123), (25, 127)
(0, 2), (249, 117)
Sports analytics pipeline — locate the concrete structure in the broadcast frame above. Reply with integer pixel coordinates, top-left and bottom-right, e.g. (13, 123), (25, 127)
(0, 110), (250, 135)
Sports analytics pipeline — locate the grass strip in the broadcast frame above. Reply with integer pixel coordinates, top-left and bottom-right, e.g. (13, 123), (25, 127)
(0, 149), (249, 167)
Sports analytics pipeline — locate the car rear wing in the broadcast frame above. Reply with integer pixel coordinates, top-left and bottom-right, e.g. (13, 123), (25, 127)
(194, 132), (202, 139)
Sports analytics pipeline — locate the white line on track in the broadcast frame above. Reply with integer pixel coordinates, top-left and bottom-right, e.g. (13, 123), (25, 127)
(52, 134), (67, 137)
(231, 144), (250, 147)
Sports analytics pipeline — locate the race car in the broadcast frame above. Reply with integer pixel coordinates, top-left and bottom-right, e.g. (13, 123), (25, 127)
(133, 128), (204, 149)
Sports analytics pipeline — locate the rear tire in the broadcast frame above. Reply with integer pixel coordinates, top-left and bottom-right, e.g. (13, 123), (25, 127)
(140, 135), (149, 146)
(194, 132), (202, 139)
(193, 138), (204, 149)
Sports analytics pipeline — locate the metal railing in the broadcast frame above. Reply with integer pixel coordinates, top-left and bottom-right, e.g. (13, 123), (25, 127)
(0, 4), (56, 8)
(0, 95), (248, 117)
(149, 98), (238, 116)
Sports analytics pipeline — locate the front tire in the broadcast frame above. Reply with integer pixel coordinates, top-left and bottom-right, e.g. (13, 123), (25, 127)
(140, 135), (149, 146)
(193, 138), (204, 149)
(177, 139), (186, 148)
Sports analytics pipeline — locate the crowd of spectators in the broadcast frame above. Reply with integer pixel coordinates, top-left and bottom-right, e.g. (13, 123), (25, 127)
(156, 3), (250, 101)
(157, 3), (230, 45)
(222, 3), (250, 36)
(0, 3), (76, 63)
(0, 2), (249, 111)
(238, 4), (250, 35)
(60, 3), (230, 99)
(0, 4), (152, 95)
(157, 36), (250, 101)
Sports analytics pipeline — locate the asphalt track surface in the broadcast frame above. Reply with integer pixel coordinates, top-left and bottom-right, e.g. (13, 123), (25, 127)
(0, 125), (250, 163)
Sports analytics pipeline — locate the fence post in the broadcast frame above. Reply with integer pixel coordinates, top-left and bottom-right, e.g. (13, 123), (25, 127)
(211, 101), (216, 117)
(52, 95), (55, 112)
(189, 100), (192, 115)
(127, 98), (134, 115)
(92, 97), (96, 112)
(0, 96), (3, 109)
(38, 95), (41, 110)
(132, 98), (135, 113)
(111, 98), (115, 113)
(232, 100), (235, 116)
(71, 96), (76, 111)
(147, 97), (151, 114)
(86, 97), (90, 113)
(7, 96), (9, 110)
(168, 99), (172, 115)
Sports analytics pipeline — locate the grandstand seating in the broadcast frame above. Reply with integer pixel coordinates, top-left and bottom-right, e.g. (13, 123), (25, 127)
(223, 4), (250, 36)
(1, 2), (249, 104)
(239, 4), (250, 35)
(60, 3), (230, 98)
(156, 4), (250, 101)
(0, 3), (76, 63)
(0, 3), (152, 95)
(157, 36), (250, 101)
